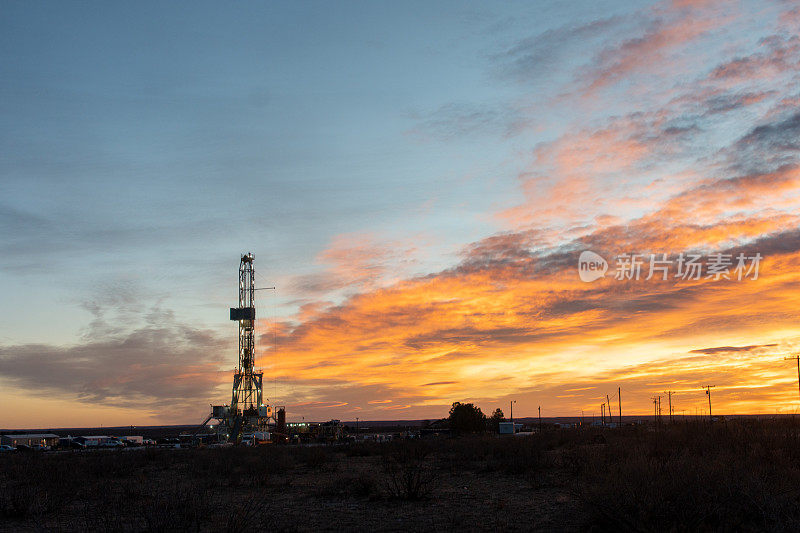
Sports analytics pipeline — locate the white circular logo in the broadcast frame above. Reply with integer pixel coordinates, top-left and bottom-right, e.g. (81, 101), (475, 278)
(578, 251), (608, 282)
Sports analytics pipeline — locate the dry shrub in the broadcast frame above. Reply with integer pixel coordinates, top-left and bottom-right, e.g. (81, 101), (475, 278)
(297, 445), (334, 469)
(137, 483), (207, 532)
(435, 434), (551, 487)
(225, 494), (270, 533)
(578, 420), (800, 531)
(382, 441), (437, 500)
(344, 440), (383, 457)
(313, 472), (379, 500)
(0, 483), (39, 519)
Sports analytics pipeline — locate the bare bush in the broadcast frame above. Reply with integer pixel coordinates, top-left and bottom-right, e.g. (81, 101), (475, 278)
(577, 420), (800, 531)
(382, 442), (437, 500)
(313, 472), (379, 500)
(225, 494), (270, 533)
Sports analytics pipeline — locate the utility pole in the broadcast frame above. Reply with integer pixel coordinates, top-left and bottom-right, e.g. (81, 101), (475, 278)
(703, 385), (716, 422)
(606, 394), (612, 426)
(664, 391), (674, 424)
(658, 396), (662, 422)
(356, 417), (359, 438)
(510, 400), (516, 432)
(652, 396), (663, 426)
(785, 355), (800, 403)
(538, 406), (542, 433)
(618, 387), (622, 427)
(601, 403), (605, 426)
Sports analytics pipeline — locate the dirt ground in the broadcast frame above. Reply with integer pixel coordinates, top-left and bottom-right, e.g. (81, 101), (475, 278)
(0, 438), (583, 532)
(4, 420), (800, 531)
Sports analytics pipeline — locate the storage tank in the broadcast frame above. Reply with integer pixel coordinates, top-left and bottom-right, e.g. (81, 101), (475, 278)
(277, 408), (286, 433)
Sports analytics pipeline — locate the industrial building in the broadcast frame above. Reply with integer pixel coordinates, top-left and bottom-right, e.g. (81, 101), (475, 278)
(498, 422), (523, 434)
(1, 433), (59, 448)
(73, 435), (115, 447)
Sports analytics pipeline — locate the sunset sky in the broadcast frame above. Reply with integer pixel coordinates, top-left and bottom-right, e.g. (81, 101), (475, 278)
(2, 1), (800, 428)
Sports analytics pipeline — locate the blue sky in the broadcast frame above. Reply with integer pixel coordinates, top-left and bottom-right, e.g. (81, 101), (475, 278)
(1, 1), (555, 340)
(2, 1), (800, 427)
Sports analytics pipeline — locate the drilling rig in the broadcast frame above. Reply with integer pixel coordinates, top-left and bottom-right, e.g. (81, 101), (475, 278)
(209, 253), (277, 443)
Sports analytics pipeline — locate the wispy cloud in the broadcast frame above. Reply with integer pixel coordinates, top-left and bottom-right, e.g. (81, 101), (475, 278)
(690, 344), (778, 355)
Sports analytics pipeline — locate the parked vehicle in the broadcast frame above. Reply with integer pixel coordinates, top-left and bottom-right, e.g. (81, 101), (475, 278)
(0, 444), (15, 452)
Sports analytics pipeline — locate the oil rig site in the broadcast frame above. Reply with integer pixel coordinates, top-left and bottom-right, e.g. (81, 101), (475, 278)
(1, 254), (420, 452)
(193, 253), (367, 446)
(201, 253), (287, 445)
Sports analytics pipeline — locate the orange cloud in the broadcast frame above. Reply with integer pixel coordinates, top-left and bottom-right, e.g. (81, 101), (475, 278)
(708, 35), (800, 84)
(268, 74), (800, 419)
(498, 116), (659, 228)
(267, 219), (800, 420)
(583, 0), (729, 92)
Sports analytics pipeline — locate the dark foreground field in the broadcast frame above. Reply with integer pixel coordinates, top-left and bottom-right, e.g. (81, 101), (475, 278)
(4, 419), (800, 532)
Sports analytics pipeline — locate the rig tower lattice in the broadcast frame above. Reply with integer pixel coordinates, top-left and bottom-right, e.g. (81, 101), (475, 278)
(208, 253), (274, 443)
(230, 253), (263, 416)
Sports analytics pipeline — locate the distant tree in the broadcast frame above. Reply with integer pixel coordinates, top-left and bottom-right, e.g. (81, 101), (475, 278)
(448, 402), (487, 433)
(488, 408), (506, 432)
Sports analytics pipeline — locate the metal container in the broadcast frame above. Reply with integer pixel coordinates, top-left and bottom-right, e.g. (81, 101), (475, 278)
(229, 307), (255, 321)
